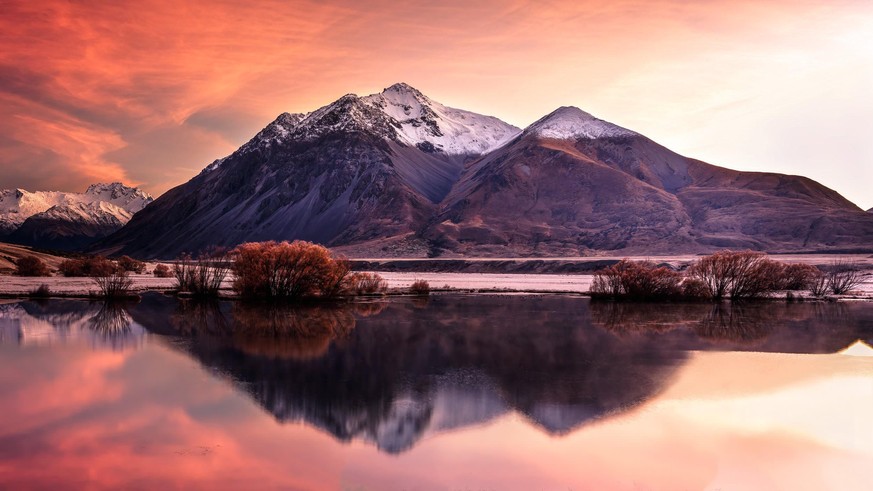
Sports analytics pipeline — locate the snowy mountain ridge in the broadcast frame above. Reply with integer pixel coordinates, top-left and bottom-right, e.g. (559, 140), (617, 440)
(0, 183), (153, 250)
(527, 106), (637, 140)
(205, 83), (521, 175)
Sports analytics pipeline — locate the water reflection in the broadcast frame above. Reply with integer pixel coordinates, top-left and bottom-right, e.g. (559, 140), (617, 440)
(589, 300), (873, 353)
(128, 295), (686, 453)
(0, 299), (144, 350)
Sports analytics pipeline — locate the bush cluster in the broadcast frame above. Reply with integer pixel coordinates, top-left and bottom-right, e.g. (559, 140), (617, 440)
(346, 272), (388, 295)
(232, 241), (356, 300)
(687, 251), (786, 300)
(58, 256), (117, 277)
(409, 279), (430, 296)
(590, 251), (856, 301)
(14, 256), (51, 277)
(810, 259), (863, 295)
(590, 260), (685, 300)
(117, 255), (146, 274)
(153, 264), (173, 277)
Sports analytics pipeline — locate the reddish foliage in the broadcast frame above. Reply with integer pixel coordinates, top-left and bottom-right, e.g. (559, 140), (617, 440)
(780, 263), (821, 291)
(590, 260), (683, 299)
(15, 256), (51, 277)
(688, 250), (787, 299)
(58, 257), (117, 277)
(153, 264), (173, 278)
(232, 241), (352, 300)
(409, 279), (430, 296)
(117, 255), (146, 274)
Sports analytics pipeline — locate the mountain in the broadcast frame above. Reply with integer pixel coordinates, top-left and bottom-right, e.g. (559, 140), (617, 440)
(95, 84), (873, 259)
(94, 83), (519, 258)
(428, 106), (873, 255)
(0, 183), (152, 251)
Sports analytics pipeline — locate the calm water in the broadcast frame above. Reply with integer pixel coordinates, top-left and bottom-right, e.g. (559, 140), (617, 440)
(1, 294), (872, 490)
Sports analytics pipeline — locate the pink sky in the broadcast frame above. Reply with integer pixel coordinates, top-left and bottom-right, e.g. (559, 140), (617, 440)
(1, 0), (871, 209)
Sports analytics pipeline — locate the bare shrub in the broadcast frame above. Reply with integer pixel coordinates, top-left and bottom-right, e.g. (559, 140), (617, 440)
(93, 269), (134, 299)
(688, 251), (785, 300)
(117, 255), (146, 273)
(174, 249), (230, 297)
(781, 263), (821, 291)
(590, 260), (682, 300)
(347, 272), (388, 295)
(825, 260), (863, 295)
(409, 279), (430, 296)
(14, 256), (51, 277)
(153, 263), (173, 278)
(808, 271), (830, 297)
(232, 241), (350, 300)
(58, 256), (116, 277)
(28, 284), (51, 298)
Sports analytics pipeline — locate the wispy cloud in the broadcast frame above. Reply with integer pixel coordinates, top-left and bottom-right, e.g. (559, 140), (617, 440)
(1, 0), (871, 208)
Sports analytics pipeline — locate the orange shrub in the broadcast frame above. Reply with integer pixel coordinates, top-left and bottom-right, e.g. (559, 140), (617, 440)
(58, 256), (117, 277)
(590, 260), (683, 300)
(153, 264), (173, 278)
(409, 279), (430, 296)
(117, 255), (146, 273)
(780, 263), (820, 291)
(15, 256), (51, 277)
(232, 241), (351, 300)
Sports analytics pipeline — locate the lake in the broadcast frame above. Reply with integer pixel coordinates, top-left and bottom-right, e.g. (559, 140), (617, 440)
(1, 293), (872, 490)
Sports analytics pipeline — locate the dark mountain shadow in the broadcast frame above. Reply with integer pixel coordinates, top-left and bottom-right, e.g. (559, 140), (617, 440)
(128, 294), (687, 454)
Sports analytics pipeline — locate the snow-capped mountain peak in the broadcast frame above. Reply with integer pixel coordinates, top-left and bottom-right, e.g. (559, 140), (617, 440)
(230, 83), (521, 163)
(527, 106), (637, 140)
(361, 83), (521, 155)
(0, 183), (153, 248)
(84, 182), (153, 212)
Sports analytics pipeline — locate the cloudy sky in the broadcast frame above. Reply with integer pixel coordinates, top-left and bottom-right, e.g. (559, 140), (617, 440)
(1, 0), (871, 209)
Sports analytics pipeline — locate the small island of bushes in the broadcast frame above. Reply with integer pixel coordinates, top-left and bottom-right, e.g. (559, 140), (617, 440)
(590, 250), (862, 301)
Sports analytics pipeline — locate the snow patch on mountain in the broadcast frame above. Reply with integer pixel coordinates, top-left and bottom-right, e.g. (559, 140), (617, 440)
(35, 201), (133, 226)
(361, 83), (521, 155)
(216, 83), (521, 170)
(0, 183), (152, 235)
(527, 106), (637, 140)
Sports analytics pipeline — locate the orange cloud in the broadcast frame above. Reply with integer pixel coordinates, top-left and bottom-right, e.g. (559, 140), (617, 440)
(0, 0), (871, 208)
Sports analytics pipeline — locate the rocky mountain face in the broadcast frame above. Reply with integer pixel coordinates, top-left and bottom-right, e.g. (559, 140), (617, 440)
(94, 83), (519, 258)
(428, 106), (873, 255)
(0, 183), (152, 251)
(94, 84), (873, 258)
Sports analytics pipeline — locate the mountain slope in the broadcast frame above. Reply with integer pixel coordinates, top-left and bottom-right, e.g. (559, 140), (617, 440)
(95, 84), (520, 258)
(0, 183), (152, 251)
(428, 107), (873, 255)
(96, 85), (873, 258)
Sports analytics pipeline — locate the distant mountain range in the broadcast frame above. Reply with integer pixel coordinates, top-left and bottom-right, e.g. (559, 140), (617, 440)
(0, 183), (152, 251)
(83, 83), (873, 258)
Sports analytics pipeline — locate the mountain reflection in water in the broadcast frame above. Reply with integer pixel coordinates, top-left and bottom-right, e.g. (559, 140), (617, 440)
(0, 299), (144, 349)
(127, 294), (686, 453)
(3, 294), (872, 456)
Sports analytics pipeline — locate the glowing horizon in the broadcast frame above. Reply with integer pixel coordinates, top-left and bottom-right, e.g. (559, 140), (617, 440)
(1, 0), (871, 209)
